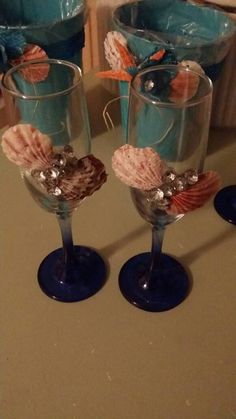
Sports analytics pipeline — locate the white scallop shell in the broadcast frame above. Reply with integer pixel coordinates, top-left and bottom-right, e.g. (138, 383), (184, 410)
(112, 144), (167, 190)
(2, 124), (52, 169)
(104, 31), (128, 70)
(179, 60), (205, 75)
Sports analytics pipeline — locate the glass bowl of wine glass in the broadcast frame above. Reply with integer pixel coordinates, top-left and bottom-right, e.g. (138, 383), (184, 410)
(1, 59), (107, 302)
(112, 64), (221, 312)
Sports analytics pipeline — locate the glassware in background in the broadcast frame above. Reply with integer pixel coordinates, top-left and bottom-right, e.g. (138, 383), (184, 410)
(112, 64), (218, 312)
(1, 59), (107, 302)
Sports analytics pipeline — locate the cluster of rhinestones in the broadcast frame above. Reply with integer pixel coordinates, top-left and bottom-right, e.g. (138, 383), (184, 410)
(146, 168), (199, 209)
(31, 145), (82, 198)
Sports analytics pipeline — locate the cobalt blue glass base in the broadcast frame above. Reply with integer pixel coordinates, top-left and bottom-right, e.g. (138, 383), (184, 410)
(214, 185), (236, 225)
(38, 245), (106, 302)
(119, 252), (190, 312)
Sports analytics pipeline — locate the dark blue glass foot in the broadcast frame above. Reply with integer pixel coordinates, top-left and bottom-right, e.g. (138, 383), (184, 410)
(119, 252), (190, 312)
(214, 185), (236, 225)
(38, 245), (107, 302)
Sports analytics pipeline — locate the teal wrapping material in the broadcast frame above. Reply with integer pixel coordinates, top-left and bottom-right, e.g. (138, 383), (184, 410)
(0, 0), (87, 68)
(113, 0), (235, 80)
(0, 1), (87, 141)
(13, 64), (74, 145)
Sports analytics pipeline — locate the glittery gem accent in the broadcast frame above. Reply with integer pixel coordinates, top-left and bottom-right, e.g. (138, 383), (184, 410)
(173, 177), (187, 192)
(144, 79), (155, 92)
(184, 169), (199, 185)
(162, 169), (176, 183)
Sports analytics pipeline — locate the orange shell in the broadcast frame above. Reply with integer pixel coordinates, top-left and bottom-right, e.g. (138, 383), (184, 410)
(11, 44), (49, 82)
(170, 70), (199, 103)
(167, 171), (221, 215)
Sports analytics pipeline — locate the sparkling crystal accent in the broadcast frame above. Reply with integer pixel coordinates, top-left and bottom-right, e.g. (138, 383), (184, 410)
(45, 168), (60, 180)
(162, 184), (174, 197)
(51, 153), (66, 168)
(173, 177), (187, 192)
(184, 169), (199, 185)
(154, 188), (165, 200)
(162, 169), (176, 183)
(144, 79), (155, 92)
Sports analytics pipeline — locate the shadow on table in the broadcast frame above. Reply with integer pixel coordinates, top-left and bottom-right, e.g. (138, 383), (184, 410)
(181, 225), (234, 267)
(100, 224), (149, 259)
(207, 126), (236, 156)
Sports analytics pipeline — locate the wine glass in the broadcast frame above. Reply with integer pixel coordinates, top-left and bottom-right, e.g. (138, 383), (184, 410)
(1, 59), (107, 302)
(113, 64), (215, 312)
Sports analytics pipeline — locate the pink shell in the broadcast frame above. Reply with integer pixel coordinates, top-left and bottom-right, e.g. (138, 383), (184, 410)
(2, 124), (52, 169)
(167, 171), (221, 215)
(112, 144), (167, 190)
(60, 154), (107, 201)
(170, 70), (199, 103)
(11, 44), (49, 82)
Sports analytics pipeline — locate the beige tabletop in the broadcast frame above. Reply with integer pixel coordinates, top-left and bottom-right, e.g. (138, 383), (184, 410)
(1, 73), (236, 419)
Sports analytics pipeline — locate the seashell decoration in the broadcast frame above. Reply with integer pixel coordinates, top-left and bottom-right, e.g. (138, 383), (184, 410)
(112, 144), (221, 215)
(170, 70), (200, 103)
(59, 155), (107, 201)
(112, 144), (168, 190)
(167, 171), (221, 215)
(104, 31), (129, 71)
(10, 44), (49, 83)
(2, 124), (52, 169)
(179, 60), (205, 75)
(1, 123), (107, 202)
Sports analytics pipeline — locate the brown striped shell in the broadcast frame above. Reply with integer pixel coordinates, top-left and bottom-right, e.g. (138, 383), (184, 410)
(167, 171), (221, 215)
(59, 154), (107, 201)
(1, 124), (52, 169)
(112, 144), (168, 190)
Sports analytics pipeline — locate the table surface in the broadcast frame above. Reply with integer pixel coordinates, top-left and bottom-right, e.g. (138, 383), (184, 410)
(1, 73), (236, 419)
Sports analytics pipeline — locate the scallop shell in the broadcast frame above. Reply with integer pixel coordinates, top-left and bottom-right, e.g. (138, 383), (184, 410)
(179, 60), (205, 75)
(167, 171), (221, 215)
(104, 31), (128, 70)
(170, 70), (200, 103)
(2, 124), (52, 169)
(59, 154), (107, 201)
(11, 44), (49, 82)
(112, 144), (168, 190)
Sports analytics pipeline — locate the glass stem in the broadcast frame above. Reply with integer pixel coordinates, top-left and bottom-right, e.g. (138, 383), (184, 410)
(149, 225), (165, 272)
(57, 214), (74, 266)
(140, 225), (165, 290)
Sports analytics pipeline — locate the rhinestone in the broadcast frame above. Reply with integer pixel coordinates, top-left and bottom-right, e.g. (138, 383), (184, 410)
(45, 168), (60, 180)
(154, 188), (165, 201)
(162, 184), (174, 197)
(39, 171), (47, 182)
(162, 169), (176, 183)
(144, 79), (155, 92)
(184, 169), (199, 185)
(48, 186), (62, 196)
(173, 177), (187, 192)
(51, 153), (67, 168)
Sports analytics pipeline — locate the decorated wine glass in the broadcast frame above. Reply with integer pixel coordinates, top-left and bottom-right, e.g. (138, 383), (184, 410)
(1, 59), (107, 302)
(112, 64), (221, 312)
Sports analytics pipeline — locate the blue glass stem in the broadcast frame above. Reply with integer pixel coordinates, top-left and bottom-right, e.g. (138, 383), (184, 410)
(139, 225), (165, 290)
(57, 214), (75, 281)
